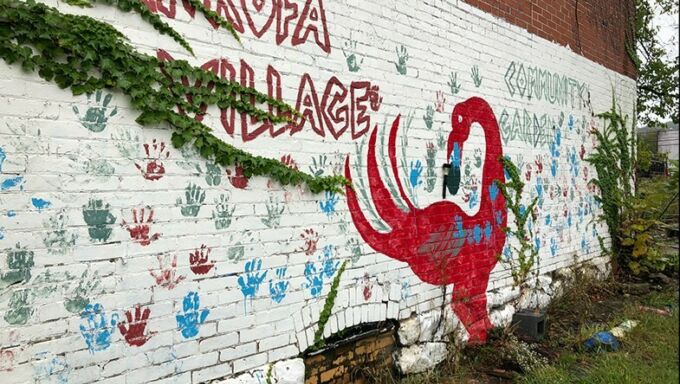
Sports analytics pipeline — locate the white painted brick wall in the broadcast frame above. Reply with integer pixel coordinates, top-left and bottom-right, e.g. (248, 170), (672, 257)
(1, 0), (635, 382)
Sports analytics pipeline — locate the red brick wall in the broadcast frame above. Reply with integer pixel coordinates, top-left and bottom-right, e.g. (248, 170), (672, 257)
(463, 0), (636, 79)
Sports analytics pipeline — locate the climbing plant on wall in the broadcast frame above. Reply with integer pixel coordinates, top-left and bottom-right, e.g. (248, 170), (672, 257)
(0, 0), (350, 193)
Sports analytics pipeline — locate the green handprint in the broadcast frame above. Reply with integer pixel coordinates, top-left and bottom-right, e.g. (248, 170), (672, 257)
(5, 289), (33, 325)
(42, 210), (77, 255)
(346, 237), (363, 264)
(82, 198), (117, 242)
(1, 243), (34, 287)
(111, 128), (141, 160)
(471, 65), (483, 87)
(425, 143), (437, 193)
(261, 195), (285, 228)
(473, 148), (483, 168)
(309, 155), (328, 177)
(205, 162), (222, 186)
(423, 105), (434, 130)
(212, 194), (236, 230)
(448, 72), (461, 94)
(394, 45), (409, 75)
(64, 270), (102, 314)
(177, 183), (206, 217)
(436, 123), (446, 150)
(343, 35), (363, 72)
(72, 90), (118, 132)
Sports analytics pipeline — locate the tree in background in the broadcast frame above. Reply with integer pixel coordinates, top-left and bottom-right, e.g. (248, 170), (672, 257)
(631, 0), (679, 128)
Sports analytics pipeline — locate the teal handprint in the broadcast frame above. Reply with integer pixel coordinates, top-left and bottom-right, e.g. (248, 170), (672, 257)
(4, 289), (33, 325)
(309, 155), (328, 177)
(176, 291), (210, 339)
(64, 270), (102, 314)
(177, 183), (206, 217)
(72, 90), (118, 132)
(79, 303), (119, 353)
(261, 195), (285, 228)
(394, 45), (409, 75)
(423, 105), (434, 130)
(42, 210), (77, 255)
(448, 72), (461, 94)
(212, 194), (236, 230)
(343, 35), (364, 72)
(205, 162), (222, 186)
(82, 198), (116, 243)
(269, 267), (290, 304)
(471, 65), (483, 87)
(1, 243), (34, 286)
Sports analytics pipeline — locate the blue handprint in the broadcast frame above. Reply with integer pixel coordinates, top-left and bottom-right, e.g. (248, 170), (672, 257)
(238, 258), (268, 306)
(409, 160), (423, 188)
(468, 188), (479, 209)
(303, 262), (324, 297)
(79, 303), (119, 353)
(176, 291), (210, 339)
(567, 115), (575, 130)
(319, 192), (339, 218)
(550, 238), (558, 257)
(321, 245), (340, 278)
(488, 182), (499, 202)
(269, 267), (290, 304)
(453, 215), (466, 240)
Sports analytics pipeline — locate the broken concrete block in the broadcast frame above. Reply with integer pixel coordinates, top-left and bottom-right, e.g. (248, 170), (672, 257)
(395, 342), (448, 374)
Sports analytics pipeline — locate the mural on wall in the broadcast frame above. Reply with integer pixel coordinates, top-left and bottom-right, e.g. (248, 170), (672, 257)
(345, 97), (508, 342)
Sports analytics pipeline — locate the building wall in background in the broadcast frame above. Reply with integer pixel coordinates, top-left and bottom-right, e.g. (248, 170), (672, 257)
(0, 0), (635, 382)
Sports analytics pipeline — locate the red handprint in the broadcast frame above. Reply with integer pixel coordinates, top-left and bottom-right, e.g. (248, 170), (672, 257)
(227, 165), (249, 189)
(362, 274), (373, 301)
(280, 154), (299, 170)
(118, 305), (152, 347)
(189, 245), (215, 275)
(525, 163), (532, 181)
(149, 254), (185, 289)
(122, 206), (161, 246)
(534, 155), (544, 174)
(580, 144), (586, 160)
(135, 139), (170, 181)
(298, 229), (319, 256)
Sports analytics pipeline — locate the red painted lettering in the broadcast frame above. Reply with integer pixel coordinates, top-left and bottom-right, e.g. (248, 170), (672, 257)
(292, 73), (324, 137)
(242, 0), (277, 38)
(321, 76), (349, 140)
(292, 0), (331, 53)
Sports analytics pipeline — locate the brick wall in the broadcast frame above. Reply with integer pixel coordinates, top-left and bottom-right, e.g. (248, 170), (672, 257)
(462, 0), (637, 78)
(1, 0), (635, 383)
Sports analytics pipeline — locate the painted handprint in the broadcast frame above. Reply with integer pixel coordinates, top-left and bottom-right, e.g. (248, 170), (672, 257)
(111, 128), (141, 160)
(342, 35), (363, 72)
(149, 254), (185, 289)
(177, 183), (206, 217)
(118, 304), (152, 347)
(72, 90), (118, 132)
(1, 243), (34, 286)
(303, 262), (324, 298)
(346, 237), (363, 264)
(448, 72), (461, 94)
(280, 154), (299, 170)
(261, 195), (285, 228)
(435, 91), (446, 113)
(189, 245), (215, 275)
(425, 143), (437, 193)
(0, 349), (14, 372)
(4, 289), (32, 325)
(82, 198), (116, 243)
(64, 270), (102, 314)
(298, 228), (320, 256)
(212, 194), (236, 230)
(409, 160), (423, 189)
(394, 45), (409, 75)
(134, 139), (170, 181)
(367, 85), (383, 110)
(205, 162), (222, 186)
(176, 292), (210, 339)
(227, 165), (249, 189)
(319, 192), (339, 218)
(42, 210), (77, 255)
(308, 155), (328, 177)
(362, 273), (373, 301)
(470, 65), (483, 87)
(79, 303), (119, 353)
(269, 267), (290, 304)
(238, 259), (268, 300)
(423, 105), (434, 130)
(321, 245), (339, 278)
(122, 206), (161, 246)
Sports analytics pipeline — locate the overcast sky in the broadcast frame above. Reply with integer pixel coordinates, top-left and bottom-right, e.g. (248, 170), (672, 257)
(654, 4), (679, 60)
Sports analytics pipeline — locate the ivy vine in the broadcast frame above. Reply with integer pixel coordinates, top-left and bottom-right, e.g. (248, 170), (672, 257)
(496, 157), (540, 289)
(0, 0), (350, 193)
(309, 259), (347, 352)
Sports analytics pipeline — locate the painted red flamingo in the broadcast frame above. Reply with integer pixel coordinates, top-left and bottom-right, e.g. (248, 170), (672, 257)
(344, 97), (507, 342)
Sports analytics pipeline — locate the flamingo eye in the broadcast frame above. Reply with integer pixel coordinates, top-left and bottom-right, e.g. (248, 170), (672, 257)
(457, 115), (463, 123)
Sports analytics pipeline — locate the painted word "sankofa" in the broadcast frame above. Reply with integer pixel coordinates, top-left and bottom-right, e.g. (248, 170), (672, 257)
(504, 61), (589, 110)
(158, 50), (382, 142)
(143, 0), (331, 53)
